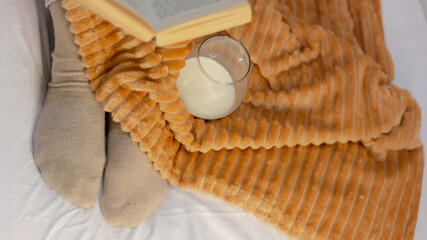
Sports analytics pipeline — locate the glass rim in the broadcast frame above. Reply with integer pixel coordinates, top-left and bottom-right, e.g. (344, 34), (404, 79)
(196, 35), (251, 86)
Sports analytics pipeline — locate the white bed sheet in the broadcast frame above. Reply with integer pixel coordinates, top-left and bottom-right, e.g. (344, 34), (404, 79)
(0, 0), (425, 239)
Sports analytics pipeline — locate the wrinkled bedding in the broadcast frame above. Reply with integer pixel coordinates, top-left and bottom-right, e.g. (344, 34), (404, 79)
(0, 0), (426, 239)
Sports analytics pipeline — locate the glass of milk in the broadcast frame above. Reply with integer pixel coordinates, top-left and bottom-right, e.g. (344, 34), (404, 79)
(175, 35), (251, 120)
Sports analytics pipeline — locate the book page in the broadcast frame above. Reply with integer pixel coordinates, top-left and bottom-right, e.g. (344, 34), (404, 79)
(114, 0), (247, 33)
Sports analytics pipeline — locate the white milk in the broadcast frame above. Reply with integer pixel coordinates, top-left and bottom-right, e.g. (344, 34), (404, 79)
(175, 56), (235, 119)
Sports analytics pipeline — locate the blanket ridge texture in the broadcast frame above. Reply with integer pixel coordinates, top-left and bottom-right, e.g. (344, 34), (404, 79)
(62, 0), (423, 238)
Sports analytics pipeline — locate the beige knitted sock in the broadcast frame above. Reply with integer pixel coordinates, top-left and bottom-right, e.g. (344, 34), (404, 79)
(100, 116), (166, 227)
(33, 1), (106, 209)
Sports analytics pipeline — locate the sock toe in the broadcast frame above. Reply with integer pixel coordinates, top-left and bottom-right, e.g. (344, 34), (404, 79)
(100, 117), (167, 227)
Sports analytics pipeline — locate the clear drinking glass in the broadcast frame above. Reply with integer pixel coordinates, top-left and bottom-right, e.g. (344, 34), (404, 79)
(175, 35), (251, 120)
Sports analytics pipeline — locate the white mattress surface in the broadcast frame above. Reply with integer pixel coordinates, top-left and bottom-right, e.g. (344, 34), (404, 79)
(0, 0), (426, 239)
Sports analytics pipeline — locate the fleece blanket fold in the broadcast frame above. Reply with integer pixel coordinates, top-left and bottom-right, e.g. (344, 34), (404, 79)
(62, 0), (423, 238)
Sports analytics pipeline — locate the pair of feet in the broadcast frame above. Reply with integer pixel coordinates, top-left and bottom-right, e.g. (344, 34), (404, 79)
(33, 1), (166, 227)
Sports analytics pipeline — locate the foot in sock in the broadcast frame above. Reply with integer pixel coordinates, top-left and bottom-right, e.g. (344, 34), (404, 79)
(34, 1), (167, 224)
(101, 116), (166, 227)
(33, 1), (106, 208)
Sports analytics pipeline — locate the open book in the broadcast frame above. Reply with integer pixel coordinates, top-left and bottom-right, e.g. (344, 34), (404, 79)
(74, 0), (252, 46)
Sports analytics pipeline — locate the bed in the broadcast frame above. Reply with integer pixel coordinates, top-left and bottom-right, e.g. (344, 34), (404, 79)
(0, 0), (426, 239)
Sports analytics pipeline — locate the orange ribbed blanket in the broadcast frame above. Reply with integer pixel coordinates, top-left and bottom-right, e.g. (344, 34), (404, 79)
(63, 0), (423, 238)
